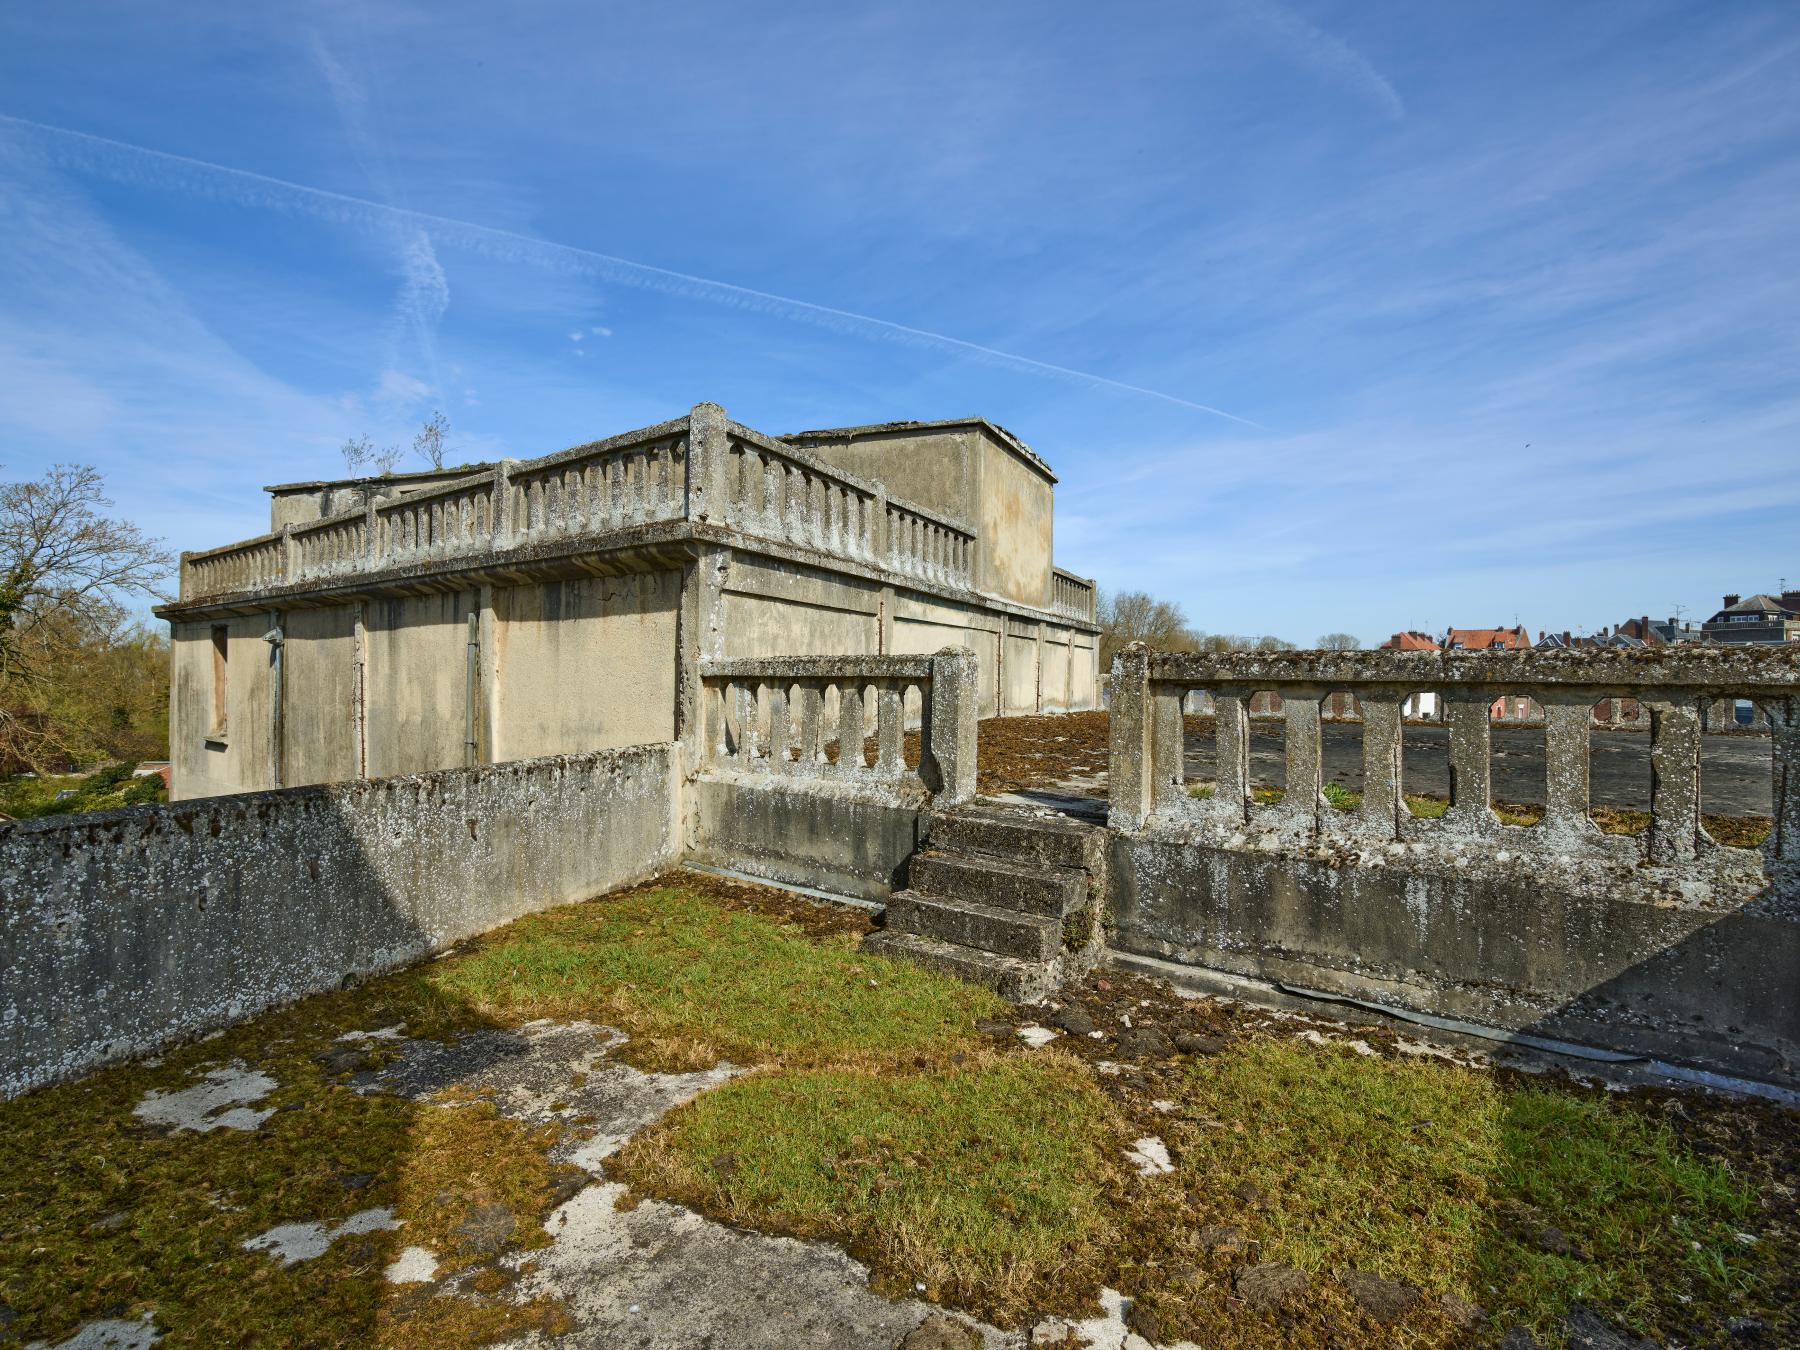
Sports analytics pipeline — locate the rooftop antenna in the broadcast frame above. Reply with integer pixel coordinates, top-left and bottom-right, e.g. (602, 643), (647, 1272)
(1672, 603), (1687, 624)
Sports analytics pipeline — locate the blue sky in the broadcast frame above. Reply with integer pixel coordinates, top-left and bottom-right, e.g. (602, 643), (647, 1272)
(2, 1), (1796, 644)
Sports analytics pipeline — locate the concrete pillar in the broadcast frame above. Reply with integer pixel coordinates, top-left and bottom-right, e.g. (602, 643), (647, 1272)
(1276, 689), (1323, 836)
(1108, 643), (1154, 831)
(1770, 697), (1798, 862)
(1647, 698), (1702, 863)
(927, 647), (979, 804)
(684, 402), (730, 524)
(1151, 680), (1184, 813)
(1444, 689), (1493, 830)
(1541, 693), (1594, 838)
(1214, 691), (1252, 825)
(1358, 695), (1403, 841)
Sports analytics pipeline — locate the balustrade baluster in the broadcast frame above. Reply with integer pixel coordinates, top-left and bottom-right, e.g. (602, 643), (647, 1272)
(1358, 696), (1404, 840)
(1282, 691), (1324, 834)
(836, 682), (866, 772)
(1444, 691), (1493, 829)
(1151, 683), (1185, 811)
(1647, 698), (1702, 862)
(1541, 695), (1595, 836)
(876, 683), (903, 776)
(796, 682), (825, 768)
(766, 683), (791, 771)
(1214, 691), (1251, 823)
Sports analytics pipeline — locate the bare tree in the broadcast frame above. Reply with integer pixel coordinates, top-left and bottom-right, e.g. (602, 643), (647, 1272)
(1317, 632), (1362, 650)
(371, 443), (404, 475)
(413, 410), (450, 470)
(341, 435), (374, 476)
(1097, 588), (1202, 667)
(1, 465), (172, 771)
(1253, 634), (1297, 651)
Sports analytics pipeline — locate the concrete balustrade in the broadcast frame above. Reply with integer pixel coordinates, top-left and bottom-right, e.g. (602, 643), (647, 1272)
(1109, 643), (1800, 873)
(697, 649), (977, 806)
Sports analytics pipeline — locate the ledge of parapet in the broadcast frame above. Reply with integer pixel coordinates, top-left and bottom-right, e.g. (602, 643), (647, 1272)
(1142, 643), (1800, 688)
(264, 463), (496, 494)
(694, 768), (932, 811)
(159, 518), (1103, 635)
(1115, 811), (1793, 915)
(701, 655), (935, 679)
(780, 416), (1057, 484)
(0, 743), (678, 845)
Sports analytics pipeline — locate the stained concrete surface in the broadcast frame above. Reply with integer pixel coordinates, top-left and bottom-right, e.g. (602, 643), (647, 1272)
(340, 1020), (1021, 1349)
(1180, 724), (1774, 815)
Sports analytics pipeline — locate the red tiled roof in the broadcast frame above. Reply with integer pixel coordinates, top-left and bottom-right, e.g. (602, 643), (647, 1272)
(1445, 626), (1531, 650)
(1381, 631), (1440, 651)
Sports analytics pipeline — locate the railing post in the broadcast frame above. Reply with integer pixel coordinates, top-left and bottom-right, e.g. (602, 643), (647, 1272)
(1214, 689), (1251, 825)
(1278, 688), (1324, 835)
(1357, 694), (1403, 841)
(1647, 697), (1702, 863)
(1151, 679), (1185, 812)
(279, 525), (296, 583)
(928, 646), (978, 805)
(680, 396), (723, 522)
(872, 487), (889, 567)
(1541, 693), (1595, 838)
(1444, 688), (1493, 831)
(1770, 697), (1798, 862)
(490, 461), (514, 545)
(1108, 643), (1154, 831)
(364, 496), (380, 566)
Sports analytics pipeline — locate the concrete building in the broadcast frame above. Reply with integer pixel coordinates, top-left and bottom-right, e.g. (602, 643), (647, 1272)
(155, 404), (1100, 800)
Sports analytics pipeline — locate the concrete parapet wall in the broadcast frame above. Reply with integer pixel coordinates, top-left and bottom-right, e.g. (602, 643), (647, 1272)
(688, 776), (925, 902)
(1108, 827), (1800, 1085)
(0, 744), (680, 1098)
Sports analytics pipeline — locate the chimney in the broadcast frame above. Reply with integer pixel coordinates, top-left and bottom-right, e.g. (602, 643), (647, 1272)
(1723, 594), (1740, 608)
(1781, 590), (1800, 610)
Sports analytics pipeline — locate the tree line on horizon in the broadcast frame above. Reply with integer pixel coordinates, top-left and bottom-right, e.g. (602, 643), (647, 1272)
(1097, 589), (1360, 668)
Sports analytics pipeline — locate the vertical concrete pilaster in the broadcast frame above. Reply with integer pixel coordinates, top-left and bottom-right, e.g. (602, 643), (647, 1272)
(1648, 698), (1703, 863)
(1542, 694), (1595, 838)
(1770, 698), (1799, 862)
(685, 402), (730, 524)
(1280, 690), (1324, 835)
(1445, 690), (1493, 830)
(1109, 644), (1154, 831)
(1358, 695), (1403, 841)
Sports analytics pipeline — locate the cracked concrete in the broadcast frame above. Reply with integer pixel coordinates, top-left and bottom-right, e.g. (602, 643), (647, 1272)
(348, 1020), (1024, 1349)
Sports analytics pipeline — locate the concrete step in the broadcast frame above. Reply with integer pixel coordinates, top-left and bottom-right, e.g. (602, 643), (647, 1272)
(907, 850), (1088, 917)
(861, 929), (1062, 1003)
(927, 807), (1106, 874)
(886, 890), (1062, 961)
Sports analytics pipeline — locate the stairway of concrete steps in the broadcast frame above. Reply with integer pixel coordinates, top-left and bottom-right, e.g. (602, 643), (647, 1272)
(863, 805), (1108, 1002)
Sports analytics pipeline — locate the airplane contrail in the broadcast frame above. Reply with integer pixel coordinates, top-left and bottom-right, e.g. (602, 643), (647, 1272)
(0, 112), (1262, 428)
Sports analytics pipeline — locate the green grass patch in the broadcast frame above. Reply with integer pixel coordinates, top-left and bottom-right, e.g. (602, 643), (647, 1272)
(611, 1054), (1120, 1322)
(1, 762), (166, 819)
(425, 886), (1002, 1070)
(1144, 1039), (1763, 1344)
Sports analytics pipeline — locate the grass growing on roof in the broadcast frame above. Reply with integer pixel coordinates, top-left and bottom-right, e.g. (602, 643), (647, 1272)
(610, 1053), (1120, 1323)
(425, 885), (1003, 1070)
(1133, 1038), (1762, 1345)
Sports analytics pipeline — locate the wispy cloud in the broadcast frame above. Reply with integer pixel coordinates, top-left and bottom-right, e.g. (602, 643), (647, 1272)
(0, 112), (1258, 427)
(1228, 0), (1404, 119)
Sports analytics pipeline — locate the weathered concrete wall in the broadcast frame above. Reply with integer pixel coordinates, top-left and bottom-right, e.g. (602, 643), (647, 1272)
(719, 553), (880, 657)
(689, 777), (925, 901)
(170, 615), (277, 800)
(1, 744), (680, 1098)
(282, 604), (361, 786)
(790, 425), (978, 532)
(1107, 831), (1800, 1085)
(493, 573), (680, 761)
(365, 591), (478, 779)
(974, 429), (1054, 609)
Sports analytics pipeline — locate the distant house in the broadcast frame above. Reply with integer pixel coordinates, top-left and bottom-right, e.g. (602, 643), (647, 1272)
(1444, 625), (1532, 651)
(1380, 632), (1440, 719)
(1701, 592), (1800, 645)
